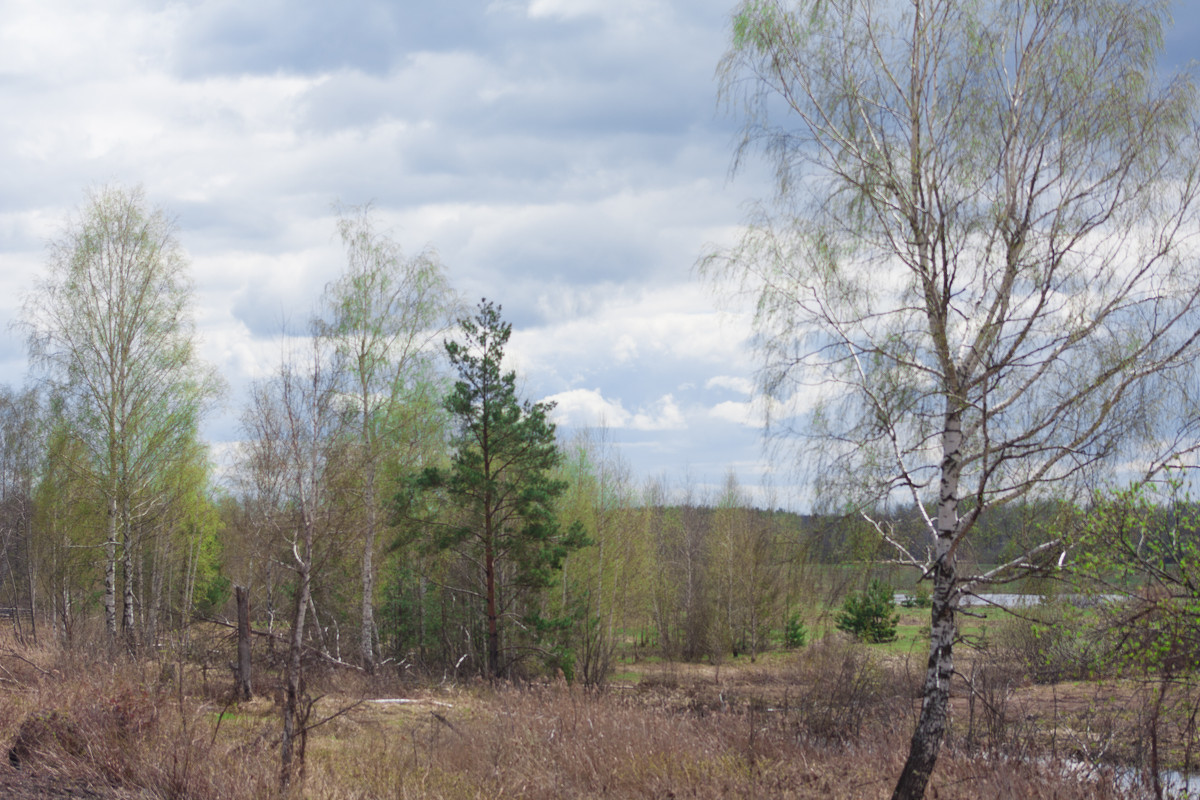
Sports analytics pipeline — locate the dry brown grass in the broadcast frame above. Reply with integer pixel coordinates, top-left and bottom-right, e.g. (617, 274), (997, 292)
(0, 629), (276, 799)
(298, 682), (1133, 799)
(0, 627), (1152, 799)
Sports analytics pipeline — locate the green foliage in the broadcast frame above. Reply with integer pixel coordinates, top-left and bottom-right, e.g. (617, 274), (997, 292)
(195, 575), (231, 617)
(527, 605), (580, 683)
(435, 300), (590, 586)
(412, 300), (589, 677)
(1071, 476), (1200, 676)
(835, 580), (899, 644)
(784, 614), (807, 649)
(551, 432), (639, 687)
(34, 422), (104, 622)
(377, 552), (491, 673)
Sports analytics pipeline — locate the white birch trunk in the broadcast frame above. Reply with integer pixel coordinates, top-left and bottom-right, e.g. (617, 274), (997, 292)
(893, 406), (962, 800)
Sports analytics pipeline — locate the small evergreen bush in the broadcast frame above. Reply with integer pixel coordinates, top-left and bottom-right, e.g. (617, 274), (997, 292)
(836, 579), (900, 643)
(784, 614), (808, 648)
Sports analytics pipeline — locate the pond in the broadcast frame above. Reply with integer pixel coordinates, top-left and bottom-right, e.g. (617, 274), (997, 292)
(1065, 760), (1200, 797)
(894, 592), (1125, 609)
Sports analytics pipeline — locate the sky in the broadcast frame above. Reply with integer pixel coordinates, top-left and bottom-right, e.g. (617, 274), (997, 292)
(1, 1), (1197, 509)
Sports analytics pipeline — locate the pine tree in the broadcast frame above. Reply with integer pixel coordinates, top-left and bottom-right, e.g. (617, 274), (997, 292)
(419, 300), (588, 679)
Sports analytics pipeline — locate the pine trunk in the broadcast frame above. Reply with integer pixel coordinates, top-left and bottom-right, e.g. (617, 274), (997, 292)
(485, 535), (499, 679)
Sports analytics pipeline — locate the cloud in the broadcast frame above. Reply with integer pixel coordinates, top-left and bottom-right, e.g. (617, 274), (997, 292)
(706, 375), (754, 395)
(630, 395), (687, 431)
(709, 401), (760, 428)
(508, 282), (751, 385)
(545, 388), (687, 431)
(526, 0), (615, 21)
(709, 395), (788, 430)
(544, 388), (629, 427)
(0, 0), (794, 505)
(170, 0), (438, 78)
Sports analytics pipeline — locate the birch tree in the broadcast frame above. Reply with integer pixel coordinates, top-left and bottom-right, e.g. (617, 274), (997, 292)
(33, 421), (102, 644)
(710, 2), (1200, 797)
(317, 203), (454, 672)
(712, 473), (779, 661)
(555, 430), (647, 686)
(24, 185), (218, 646)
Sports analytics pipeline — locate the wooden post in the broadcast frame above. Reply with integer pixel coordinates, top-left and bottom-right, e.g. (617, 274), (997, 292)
(235, 586), (252, 701)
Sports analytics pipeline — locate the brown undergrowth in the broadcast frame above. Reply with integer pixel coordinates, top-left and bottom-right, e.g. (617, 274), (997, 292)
(0, 627), (1151, 799)
(0, 629), (276, 799)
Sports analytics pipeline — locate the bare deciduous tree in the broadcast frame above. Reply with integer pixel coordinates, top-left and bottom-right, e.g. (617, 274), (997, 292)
(242, 336), (344, 790)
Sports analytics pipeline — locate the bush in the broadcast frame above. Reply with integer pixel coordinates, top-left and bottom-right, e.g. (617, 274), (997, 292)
(901, 584), (932, 608)
(993, 601), (1107, 683)
(195, 574), (231, 617)
(835, 579), (899, 643)
(785, 638), (908, 742)
(784, 614), (808, 649)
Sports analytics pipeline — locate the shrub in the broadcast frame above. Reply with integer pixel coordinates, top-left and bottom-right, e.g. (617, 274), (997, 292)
(195, 574), (231, 617)
(836, 579), (899, 643)
(783, 614), (807, 649)
(901, 584), (932, 608)
(785, 638), (907, 742)
(993, 601), (1107, 683)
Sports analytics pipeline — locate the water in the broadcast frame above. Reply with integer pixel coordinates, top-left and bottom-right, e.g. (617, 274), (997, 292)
(1068, 760), (1200, 798)
(894, 592), (1124, 609)
(1158, 768), (1200, 796)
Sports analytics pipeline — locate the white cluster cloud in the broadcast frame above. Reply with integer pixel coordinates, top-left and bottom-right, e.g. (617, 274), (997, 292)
(545, 388), (687, 431)
(708, 400), (762, 428)
(507, 283), (750, 378)
(706, 375), (754, 395)
(10, 0), (1192, 509)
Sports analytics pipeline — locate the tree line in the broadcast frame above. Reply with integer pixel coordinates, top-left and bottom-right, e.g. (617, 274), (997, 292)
(0, 175), (1185, 699)
(0, 215), (1119, 684)
(0, 186), (880, 688)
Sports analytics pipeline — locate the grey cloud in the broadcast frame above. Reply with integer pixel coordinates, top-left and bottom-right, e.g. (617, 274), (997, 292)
(173, 201), (297, 250)
(465, 216), (668, 284)
(590, 420), (764, 494)
(231, 290), (314, 340)
(282, 0), (730, 140)
(170, 0), (480, 77)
